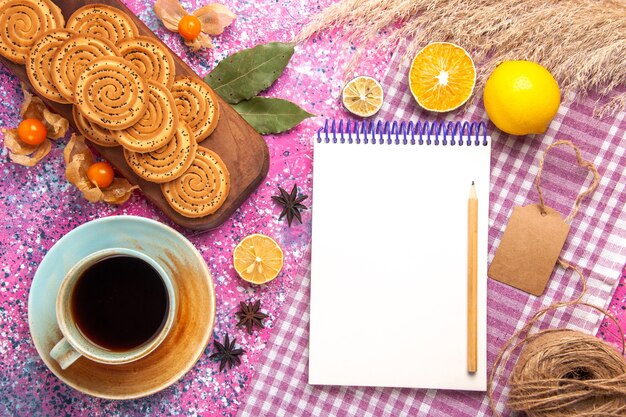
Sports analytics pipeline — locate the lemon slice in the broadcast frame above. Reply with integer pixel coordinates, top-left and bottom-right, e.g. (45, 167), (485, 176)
(233, 234), (284, 284)
(408, 42), (476, 112)
(341, 76), (384, 117)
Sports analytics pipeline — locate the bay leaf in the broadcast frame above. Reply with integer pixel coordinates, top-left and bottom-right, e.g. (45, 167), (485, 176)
(204, 42), (295, 104)
(232, 97), (315, 134)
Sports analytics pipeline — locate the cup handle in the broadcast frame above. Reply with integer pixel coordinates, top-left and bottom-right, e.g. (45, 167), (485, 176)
(50, 337), (82, 370)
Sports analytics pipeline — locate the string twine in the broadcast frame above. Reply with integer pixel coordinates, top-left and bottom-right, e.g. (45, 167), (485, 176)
(488, 260), (626, 416)
(535, 140), (600, 223)
(488, 141), (626, 416)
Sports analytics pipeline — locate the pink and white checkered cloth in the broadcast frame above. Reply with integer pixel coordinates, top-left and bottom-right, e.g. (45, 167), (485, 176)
(239, 45), (626, 416)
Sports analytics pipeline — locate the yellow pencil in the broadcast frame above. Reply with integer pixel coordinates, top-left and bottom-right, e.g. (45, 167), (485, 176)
(468, 181), (478, 373)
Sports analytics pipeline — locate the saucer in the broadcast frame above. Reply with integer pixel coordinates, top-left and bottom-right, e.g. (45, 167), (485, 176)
(28, 216), (216, 399)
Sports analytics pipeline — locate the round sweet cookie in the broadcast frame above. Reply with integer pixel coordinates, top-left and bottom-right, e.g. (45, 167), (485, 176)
(171, 76), (220, 143)
(66, 4), (138, 45)
(74, 56), (149, 131)
(0, 0), (65, 64)
(118, 36), (175, 89)
(160, 147), (230, 218)
(26, 29), (76, 104)
(124, 122), (197, 183)
(51, 35), (120, 102)
(113, 81), (179, 153)
(73, 106), (119, 147)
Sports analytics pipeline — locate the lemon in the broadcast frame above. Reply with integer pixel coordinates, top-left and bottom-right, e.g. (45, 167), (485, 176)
(233, 234), (284, 284)
(342, 76), (384, 117)
(483, 61), (560, 136)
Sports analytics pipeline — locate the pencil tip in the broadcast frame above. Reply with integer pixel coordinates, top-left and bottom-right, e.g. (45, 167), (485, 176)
(472, 181), (475, 185)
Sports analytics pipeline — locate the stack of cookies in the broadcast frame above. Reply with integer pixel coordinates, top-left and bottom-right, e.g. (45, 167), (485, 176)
(0, 1), (230, 219)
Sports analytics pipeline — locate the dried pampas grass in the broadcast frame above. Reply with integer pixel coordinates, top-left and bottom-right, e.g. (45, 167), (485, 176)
(295, 0), (626, 116)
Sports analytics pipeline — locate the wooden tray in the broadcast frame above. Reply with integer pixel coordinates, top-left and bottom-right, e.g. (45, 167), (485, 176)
(0, 0), (269, 231)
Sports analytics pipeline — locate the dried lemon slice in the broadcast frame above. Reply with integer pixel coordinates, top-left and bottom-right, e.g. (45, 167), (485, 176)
(341, 76), (384, 118)
(233, 234), (284, 284)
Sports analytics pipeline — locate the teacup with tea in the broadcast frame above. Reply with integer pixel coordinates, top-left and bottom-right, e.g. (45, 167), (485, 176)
(50, 248), (176, 369)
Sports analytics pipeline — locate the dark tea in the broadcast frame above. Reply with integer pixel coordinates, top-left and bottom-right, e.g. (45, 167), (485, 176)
(71, 255), (169, 351)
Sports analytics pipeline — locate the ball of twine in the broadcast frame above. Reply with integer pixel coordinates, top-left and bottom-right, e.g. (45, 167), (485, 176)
(508, 329), (626, 417)
(488, 259), (626, 417)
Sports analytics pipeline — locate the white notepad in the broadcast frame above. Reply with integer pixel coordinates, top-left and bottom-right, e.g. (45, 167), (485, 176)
(309, 121), (491, 391)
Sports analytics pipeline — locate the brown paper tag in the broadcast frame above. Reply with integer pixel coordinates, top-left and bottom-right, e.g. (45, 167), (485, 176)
(489, 204), (570, 296)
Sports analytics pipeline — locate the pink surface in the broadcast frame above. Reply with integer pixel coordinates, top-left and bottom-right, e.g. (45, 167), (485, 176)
(0, 0), (624, 416)
(0, 0), (391, 415)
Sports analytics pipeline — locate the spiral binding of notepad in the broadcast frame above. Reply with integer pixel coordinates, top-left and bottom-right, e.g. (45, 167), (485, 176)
(317, 120), (489, 146)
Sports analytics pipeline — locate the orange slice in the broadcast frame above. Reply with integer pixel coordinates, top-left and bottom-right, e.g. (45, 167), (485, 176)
(341, 76), (384, 117)
(233, 234), (284, 284)
(408, 42), (476, 112)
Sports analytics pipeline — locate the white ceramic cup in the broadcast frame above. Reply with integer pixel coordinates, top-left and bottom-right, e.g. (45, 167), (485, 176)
(50, 248), (176, 370)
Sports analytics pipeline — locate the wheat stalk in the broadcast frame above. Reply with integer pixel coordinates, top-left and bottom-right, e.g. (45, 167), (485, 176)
(295, 0), (626, 116)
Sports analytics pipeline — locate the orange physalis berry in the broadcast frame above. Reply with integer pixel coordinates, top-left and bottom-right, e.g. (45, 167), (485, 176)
(87, 162), (115, 188)
(178, 15), (202, 41)
(17, 118), (47, 145)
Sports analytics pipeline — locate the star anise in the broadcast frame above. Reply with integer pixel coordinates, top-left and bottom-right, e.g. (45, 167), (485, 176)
(236, 300), (269, 334)
(271, 184), (308, 226)
(209, 334), (245, 372)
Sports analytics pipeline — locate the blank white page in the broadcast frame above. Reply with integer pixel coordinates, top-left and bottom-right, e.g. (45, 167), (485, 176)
(309, 133), (491, 391)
